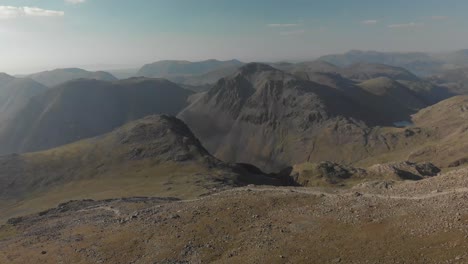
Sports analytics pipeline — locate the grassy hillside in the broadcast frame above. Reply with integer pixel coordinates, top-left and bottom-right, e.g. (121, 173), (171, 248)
(0, 115), (281, 222)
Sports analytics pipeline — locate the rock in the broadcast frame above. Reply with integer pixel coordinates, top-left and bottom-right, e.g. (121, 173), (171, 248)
(7, 217), (23, 225)
(292, 161), (368, 187)
(415, 162), (441, 177)
(367, 161), (441, 180)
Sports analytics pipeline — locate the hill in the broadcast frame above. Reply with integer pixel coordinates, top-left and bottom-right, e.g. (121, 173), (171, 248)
(28, 68), (117, 87)
(0, 115), (282, 221)
(0, 78), (193, 155)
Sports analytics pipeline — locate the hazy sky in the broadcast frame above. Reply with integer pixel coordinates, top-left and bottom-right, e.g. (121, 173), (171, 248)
(1, 0), (467, 74)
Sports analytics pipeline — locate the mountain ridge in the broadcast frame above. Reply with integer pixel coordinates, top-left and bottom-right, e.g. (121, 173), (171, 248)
(28, 68), (117, 87)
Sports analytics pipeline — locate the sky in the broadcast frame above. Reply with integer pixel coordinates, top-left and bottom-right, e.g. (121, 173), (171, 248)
(0, 0), (467, 74)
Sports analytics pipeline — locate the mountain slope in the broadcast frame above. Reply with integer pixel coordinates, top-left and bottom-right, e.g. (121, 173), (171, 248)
(0, 74), (48, 123)
(28, 68), (117, 87)
(428, 67), (468, 94)
(0, 78), (193, 155)
(284, 71), (429, 122)
(358, 77), (427, 119)
(354, 95), (468, 168)
(0, 115), (282, 220)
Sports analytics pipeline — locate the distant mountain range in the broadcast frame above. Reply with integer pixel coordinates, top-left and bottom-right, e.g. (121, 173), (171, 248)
(137, 59), (243, 77)
(0, 58), (463, 172)
(1, 55), (466, 170)
(27, 68), (117, 87)
(136, 59), (244, 86)
(318, 49), (468, 76)
(0, 78), (193, 155)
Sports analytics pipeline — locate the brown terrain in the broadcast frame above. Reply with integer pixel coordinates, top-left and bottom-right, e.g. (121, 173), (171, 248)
(1, 167), (467, 264)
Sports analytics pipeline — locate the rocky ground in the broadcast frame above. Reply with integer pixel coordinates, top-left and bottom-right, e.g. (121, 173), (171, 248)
(1, 168), (468, 264)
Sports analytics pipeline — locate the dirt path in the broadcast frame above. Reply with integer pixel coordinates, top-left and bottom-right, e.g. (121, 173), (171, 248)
(236, 186), (468, 200)
(181, 186), (468, 204)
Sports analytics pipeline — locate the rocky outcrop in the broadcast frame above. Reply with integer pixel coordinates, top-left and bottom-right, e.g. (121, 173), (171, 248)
(367, 161), (440, 180)
(290, 161), (441, 187)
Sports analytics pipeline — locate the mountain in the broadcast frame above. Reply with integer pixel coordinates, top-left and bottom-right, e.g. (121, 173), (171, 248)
(0, 74), (48, 123)
(0, 115), (282, 220)
(0, 78), (193, 155)
(178, 63), (468, 171)
(137, 59), (244, 80)
(178, 63), (404, 171)
(318, 50), (444, 76)
(28, 68), (117, 87)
